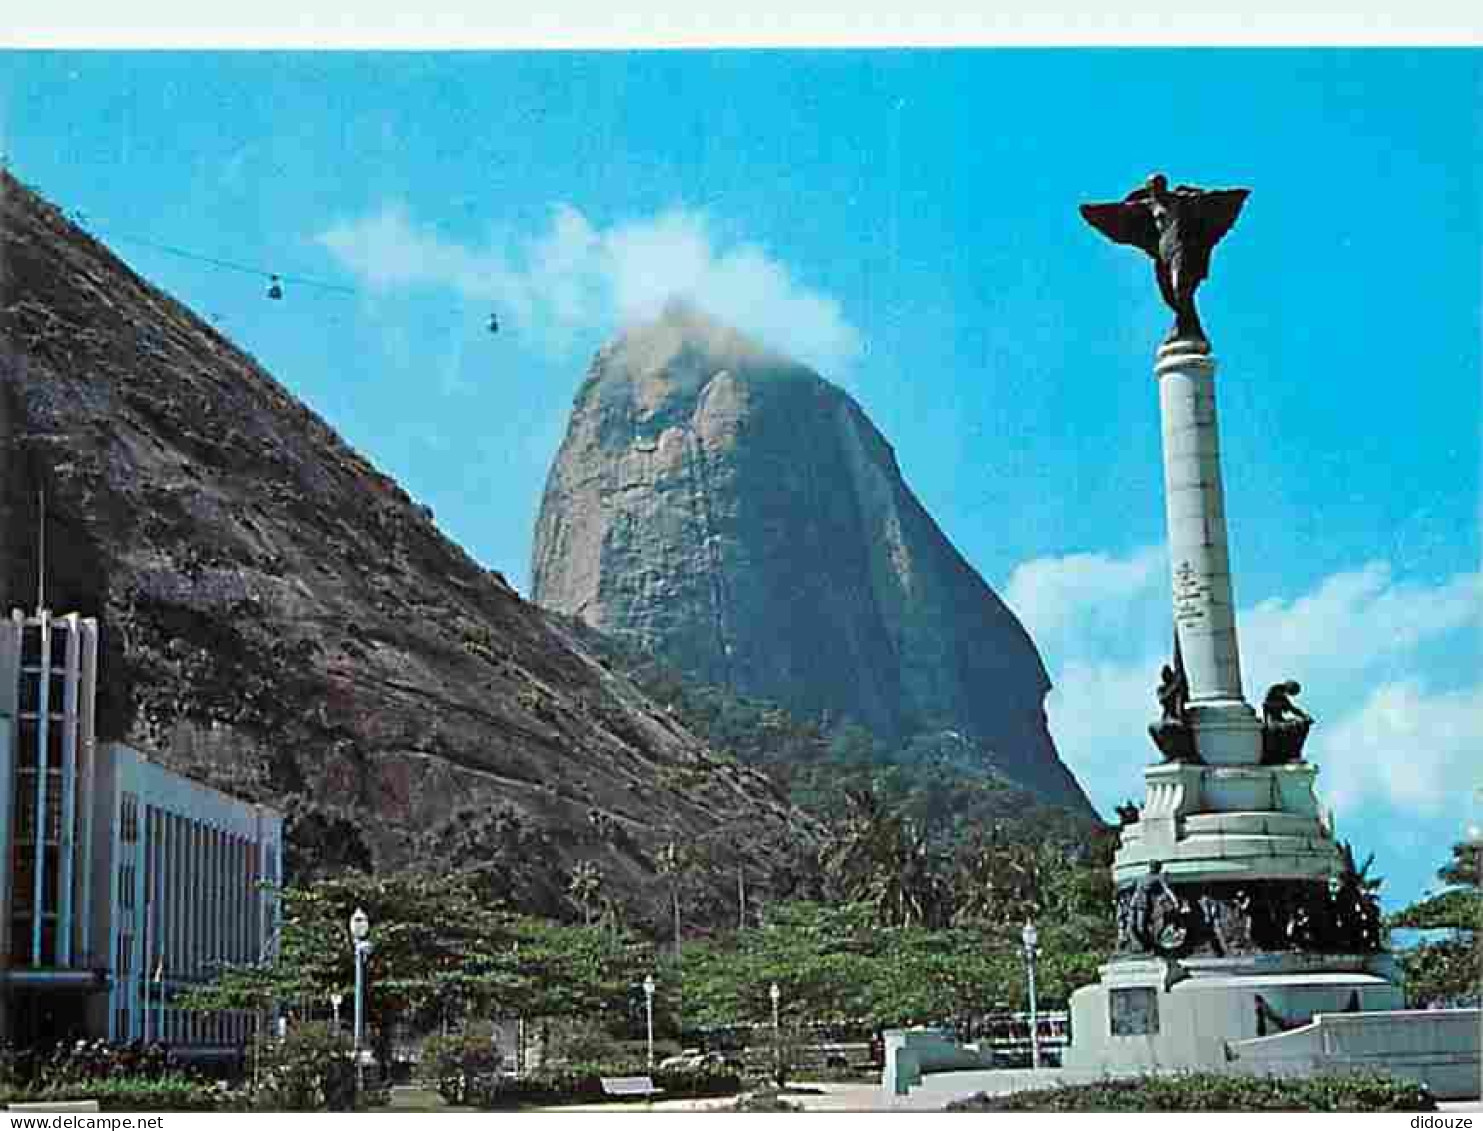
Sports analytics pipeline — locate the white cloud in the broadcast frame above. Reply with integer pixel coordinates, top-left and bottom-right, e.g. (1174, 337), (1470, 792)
(316, 202), (863, 376)
(1006, 549), (1483, 825)
(1004, 545), (1166, 664)
(1316, 681), (1483, 815)
(1240, 563), (1483, 690)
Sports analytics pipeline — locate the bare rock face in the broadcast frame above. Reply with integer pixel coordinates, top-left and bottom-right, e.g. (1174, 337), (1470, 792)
(0, 172), (804, 910)
(532, 304), (1094, 814)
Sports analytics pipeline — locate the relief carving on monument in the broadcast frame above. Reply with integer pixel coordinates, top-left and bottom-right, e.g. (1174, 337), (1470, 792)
(1114, 871), (1383, 960)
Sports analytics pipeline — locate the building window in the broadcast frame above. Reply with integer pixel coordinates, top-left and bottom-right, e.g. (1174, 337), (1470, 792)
(115, 1008), (130, 1042)
(12, 847), (34, 912)
(41, 847), (60, 912)
(21, 625), (42, 666)
(44, 772), (63, 842)
(12, 772), (36, 841)
(121, 794), (140, 843)
(9, 919), (31, 964)
(119, 861), (136, 910)
(39, 919), (57, 966)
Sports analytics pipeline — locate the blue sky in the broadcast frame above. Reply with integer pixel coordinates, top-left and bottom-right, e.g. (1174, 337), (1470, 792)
(1, 50), (1479, 908)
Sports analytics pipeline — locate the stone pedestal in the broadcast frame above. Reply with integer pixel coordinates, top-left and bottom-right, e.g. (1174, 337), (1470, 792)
(1064, 952), (1404, 1073)
(1115, 762), (1335, 886)
(1061, 736), (1398, 1075)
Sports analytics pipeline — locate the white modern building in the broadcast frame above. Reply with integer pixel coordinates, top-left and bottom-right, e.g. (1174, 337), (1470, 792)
(0, 604), (282, 1049)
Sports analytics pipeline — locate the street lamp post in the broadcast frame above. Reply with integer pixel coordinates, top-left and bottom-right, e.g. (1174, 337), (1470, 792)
(1467, 793), (1482, 1103)
(1021, 921), (1041, 1071)
(642, 975), (656, 1070)
(769, 982), (782, 1086)
(350, 908), (372, 1099)
(330, 992), (344, 1031)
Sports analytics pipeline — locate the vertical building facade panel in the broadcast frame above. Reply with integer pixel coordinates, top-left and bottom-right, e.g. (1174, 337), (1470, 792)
(1, 599), (282, 1049)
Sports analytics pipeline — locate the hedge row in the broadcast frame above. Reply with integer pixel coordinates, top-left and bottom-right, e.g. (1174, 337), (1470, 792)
(945, 1071), (1437, 1112)
(2, 1076), (231, 1112)
(469, 1064), (742, 1108)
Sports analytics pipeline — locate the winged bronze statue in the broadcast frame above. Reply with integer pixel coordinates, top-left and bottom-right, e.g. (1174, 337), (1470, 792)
(1081, 174), (1249, 345)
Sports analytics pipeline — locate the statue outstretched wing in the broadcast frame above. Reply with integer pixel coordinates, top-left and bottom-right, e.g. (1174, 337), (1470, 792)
(1079, 202), (1159, 258)
(1178, 186), (1250, 248)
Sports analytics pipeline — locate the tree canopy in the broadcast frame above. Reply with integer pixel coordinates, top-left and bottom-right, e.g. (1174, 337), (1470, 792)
(1389, 840), (1481, 1007)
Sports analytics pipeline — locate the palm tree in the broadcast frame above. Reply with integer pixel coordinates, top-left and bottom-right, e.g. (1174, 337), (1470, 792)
(821, 788), (948, 928)
(950, 827), (1057, 927)
(655, 840), (695, 957)
(1331, 840), (1384, 951)
(568, 861), (603, 927)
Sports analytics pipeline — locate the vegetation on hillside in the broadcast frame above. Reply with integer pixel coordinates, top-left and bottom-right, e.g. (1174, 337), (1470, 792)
(566, 618), (1102, 852)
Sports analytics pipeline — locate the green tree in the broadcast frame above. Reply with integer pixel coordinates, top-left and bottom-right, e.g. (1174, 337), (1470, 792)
(1438, 839), (1481, 888)
(568, 861), (604, 927)
(821, 789), (949, 928)
(189, 870), (655, 1055)
(1390, 840), (1481, 1006)
(655, 839), (703, 957)
(679, 901), (1023, 1030)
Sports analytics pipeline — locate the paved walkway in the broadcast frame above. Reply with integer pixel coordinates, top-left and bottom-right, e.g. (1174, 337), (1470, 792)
(526, 1082), (891, 1113)
(399, 1081), (1482, 1114)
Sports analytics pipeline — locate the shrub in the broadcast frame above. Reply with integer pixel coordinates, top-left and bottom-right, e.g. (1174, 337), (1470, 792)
(468, 1067), (606, 1108)
(34, 1075), (232, 1112)
(464, 1062), (742, 1109)
(727, 1089), (802, 1112)
(33, 1040), (174, 1089)
(419, 1031), (503, 1105)
(944, 1070), (1438, 1112)
(249, 1022), (358, 1111)
(652, 1064), (744, 1098)
(544, 1016), (625, 1066)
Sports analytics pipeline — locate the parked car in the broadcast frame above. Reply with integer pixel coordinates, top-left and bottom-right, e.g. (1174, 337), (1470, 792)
(657, 1049), (730, 1071)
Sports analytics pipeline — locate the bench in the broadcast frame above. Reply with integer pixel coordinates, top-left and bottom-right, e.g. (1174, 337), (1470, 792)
(8, 1101), (102, 1113)
(600, 1075), (664, 1100)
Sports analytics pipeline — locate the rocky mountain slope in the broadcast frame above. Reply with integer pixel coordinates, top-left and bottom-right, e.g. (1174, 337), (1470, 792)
(531, 304), (1094, 816)
(0, 171), (807, 914)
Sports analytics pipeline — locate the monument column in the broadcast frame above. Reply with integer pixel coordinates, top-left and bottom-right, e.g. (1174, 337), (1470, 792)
(1157, 340), (1240, 701)
(1155, 339), (1262, 766)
